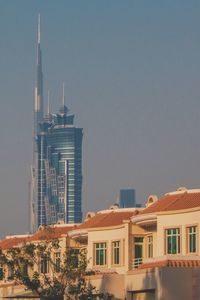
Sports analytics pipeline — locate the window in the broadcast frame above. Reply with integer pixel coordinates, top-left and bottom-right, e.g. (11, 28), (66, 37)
(40, 255), (49, 274)
(0, 265), (3, 280)
(7, 265), (14, 280)
(166, 228), (180, 254)
(20, 262), (28, 276)
(133, 237), (144, 268)
(147, 236), (153, 258)
(94, 243), (107, 266)
(54, 252), (61, 272)
(112, 241), (120, 265)
(187, 226), (197, 253)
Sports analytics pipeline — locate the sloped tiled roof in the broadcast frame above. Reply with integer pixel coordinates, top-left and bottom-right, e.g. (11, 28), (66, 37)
(140, 191), (200, 215)
(139, 259), (200, 270)
(0, 237), (29, 250)
(0, 225), (75, 250)
(30, 225), (75, 242)
(76, 210), (137, 230)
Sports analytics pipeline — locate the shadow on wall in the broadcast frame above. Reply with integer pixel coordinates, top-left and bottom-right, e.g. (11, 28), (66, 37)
(127, 267), (193, 300)
(99, 274), (124, 300)
(126, 269), (157, 300)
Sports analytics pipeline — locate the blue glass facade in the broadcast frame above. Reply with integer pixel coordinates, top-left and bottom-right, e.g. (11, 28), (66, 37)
(36, 106), (83, 227)
(119, 189), (136, 208)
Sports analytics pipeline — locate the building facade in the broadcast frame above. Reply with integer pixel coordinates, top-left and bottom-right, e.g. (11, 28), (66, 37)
(37, 106), (83, 226)
(119, 189), (141, 208)
(119, 189), (136, 208)
(3, 188), (200, 299)
(70, 188), (200, 300)
(31, 16), (83, 229)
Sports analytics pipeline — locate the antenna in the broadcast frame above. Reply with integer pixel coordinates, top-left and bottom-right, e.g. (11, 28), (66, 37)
(47, 90), (50, 115)
(62, 82), (65, 107)
(38, 13), (41, 44)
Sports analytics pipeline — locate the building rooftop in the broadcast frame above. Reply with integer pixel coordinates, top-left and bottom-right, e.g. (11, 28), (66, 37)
(76, 209), (138, 230)
(138, 258), (200, 270)
(0, 224), (75, 250)
(140, 189), (200, 215)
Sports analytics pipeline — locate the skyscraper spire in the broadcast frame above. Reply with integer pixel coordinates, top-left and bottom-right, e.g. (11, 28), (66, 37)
(59, 82), (68, 115)
(34, 13), (44, 136)
(31, 14), (44, 232)
(38, 13), (41, 44)
(62, 82), (65, 107)
(47, 90), (50, 115)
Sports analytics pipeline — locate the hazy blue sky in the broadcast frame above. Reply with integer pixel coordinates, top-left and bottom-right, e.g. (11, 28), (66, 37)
(0, 1), (200, 237)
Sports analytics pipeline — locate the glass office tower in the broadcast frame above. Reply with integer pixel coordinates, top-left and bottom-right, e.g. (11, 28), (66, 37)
(36, 105), (83, 226)
(31, 16), (83, 229)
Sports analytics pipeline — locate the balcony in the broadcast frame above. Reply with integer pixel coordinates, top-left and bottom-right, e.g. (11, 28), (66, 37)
(132, 257), (143, 269)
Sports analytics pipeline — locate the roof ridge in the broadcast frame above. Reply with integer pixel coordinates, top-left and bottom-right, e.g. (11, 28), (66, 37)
(162, 192), (187, 211)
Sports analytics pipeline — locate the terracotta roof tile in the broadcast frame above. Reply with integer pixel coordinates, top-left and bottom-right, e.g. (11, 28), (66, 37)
(77, 211), (136, 230)
(140, 192), (200, 214)
(0, 225), (75, 250)
(0, 237), (28, 250)
(138, 259), (200, 270)
(30, 225), (75, 242)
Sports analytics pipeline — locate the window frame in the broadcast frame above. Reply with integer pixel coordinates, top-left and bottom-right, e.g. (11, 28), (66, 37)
(93, 242), (107, 267)
(40, 255), (49, 274)
(0, 265), (4, 280)
(186, 224), (198, 255)
(165, 227), (181, 255)
(146, 235), (153, 258)
(54, 252), (61, 273)
(111, 240), (121, 266)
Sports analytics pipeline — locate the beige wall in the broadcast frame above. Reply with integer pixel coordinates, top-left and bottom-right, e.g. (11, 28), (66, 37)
(87, 224), (130, 273)
(156, 209), (200, 257)
(88, 274), (125, 300)
(126, 267), (198, 300)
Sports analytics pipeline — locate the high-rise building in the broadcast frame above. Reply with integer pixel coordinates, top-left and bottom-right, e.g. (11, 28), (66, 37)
(31, 16), (83, 230)
(119, 189), (141, 208)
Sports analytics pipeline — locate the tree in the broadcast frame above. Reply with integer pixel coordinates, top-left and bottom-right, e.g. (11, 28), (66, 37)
(0, 236), (112, 300)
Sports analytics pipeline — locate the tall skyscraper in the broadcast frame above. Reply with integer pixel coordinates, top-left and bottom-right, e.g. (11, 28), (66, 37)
(31, 16), (83, 230)
(34, 14), (43, 137)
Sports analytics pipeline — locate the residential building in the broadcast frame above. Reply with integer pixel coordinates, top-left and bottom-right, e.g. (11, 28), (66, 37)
(69, 207), (143, 298)
(125, 188), (200, 300)
(0, 223), (77, 283)
(69, 207), (141, 273)
(71, 188), (200, 300)
(3, 187), (200, 299)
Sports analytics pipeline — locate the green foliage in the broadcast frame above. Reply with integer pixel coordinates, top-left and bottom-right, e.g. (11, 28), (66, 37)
(1, 234), (113, 299)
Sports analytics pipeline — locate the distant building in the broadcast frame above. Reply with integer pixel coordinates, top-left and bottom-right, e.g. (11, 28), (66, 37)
(36, 105), (83, 227)
(119, 189), (141, 208)
(31, 16), (83, 229)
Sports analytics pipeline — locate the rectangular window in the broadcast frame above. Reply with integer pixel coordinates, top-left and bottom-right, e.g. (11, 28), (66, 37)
(187, 226), (197, 253)
(20, 262), (28, 276)
(112, 241), (120, 265)
(94, 243), (107, 266)
(0, 265), (3, 280)
(166, 228), (180, 254)
(40, 255), (49, 274)
(147, 236), (153, 258)
(133, 237), (143, 268)
(54, 252), (61, 272)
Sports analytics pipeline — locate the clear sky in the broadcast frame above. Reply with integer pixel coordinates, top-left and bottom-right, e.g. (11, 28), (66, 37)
(0, 1), (200, 237)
